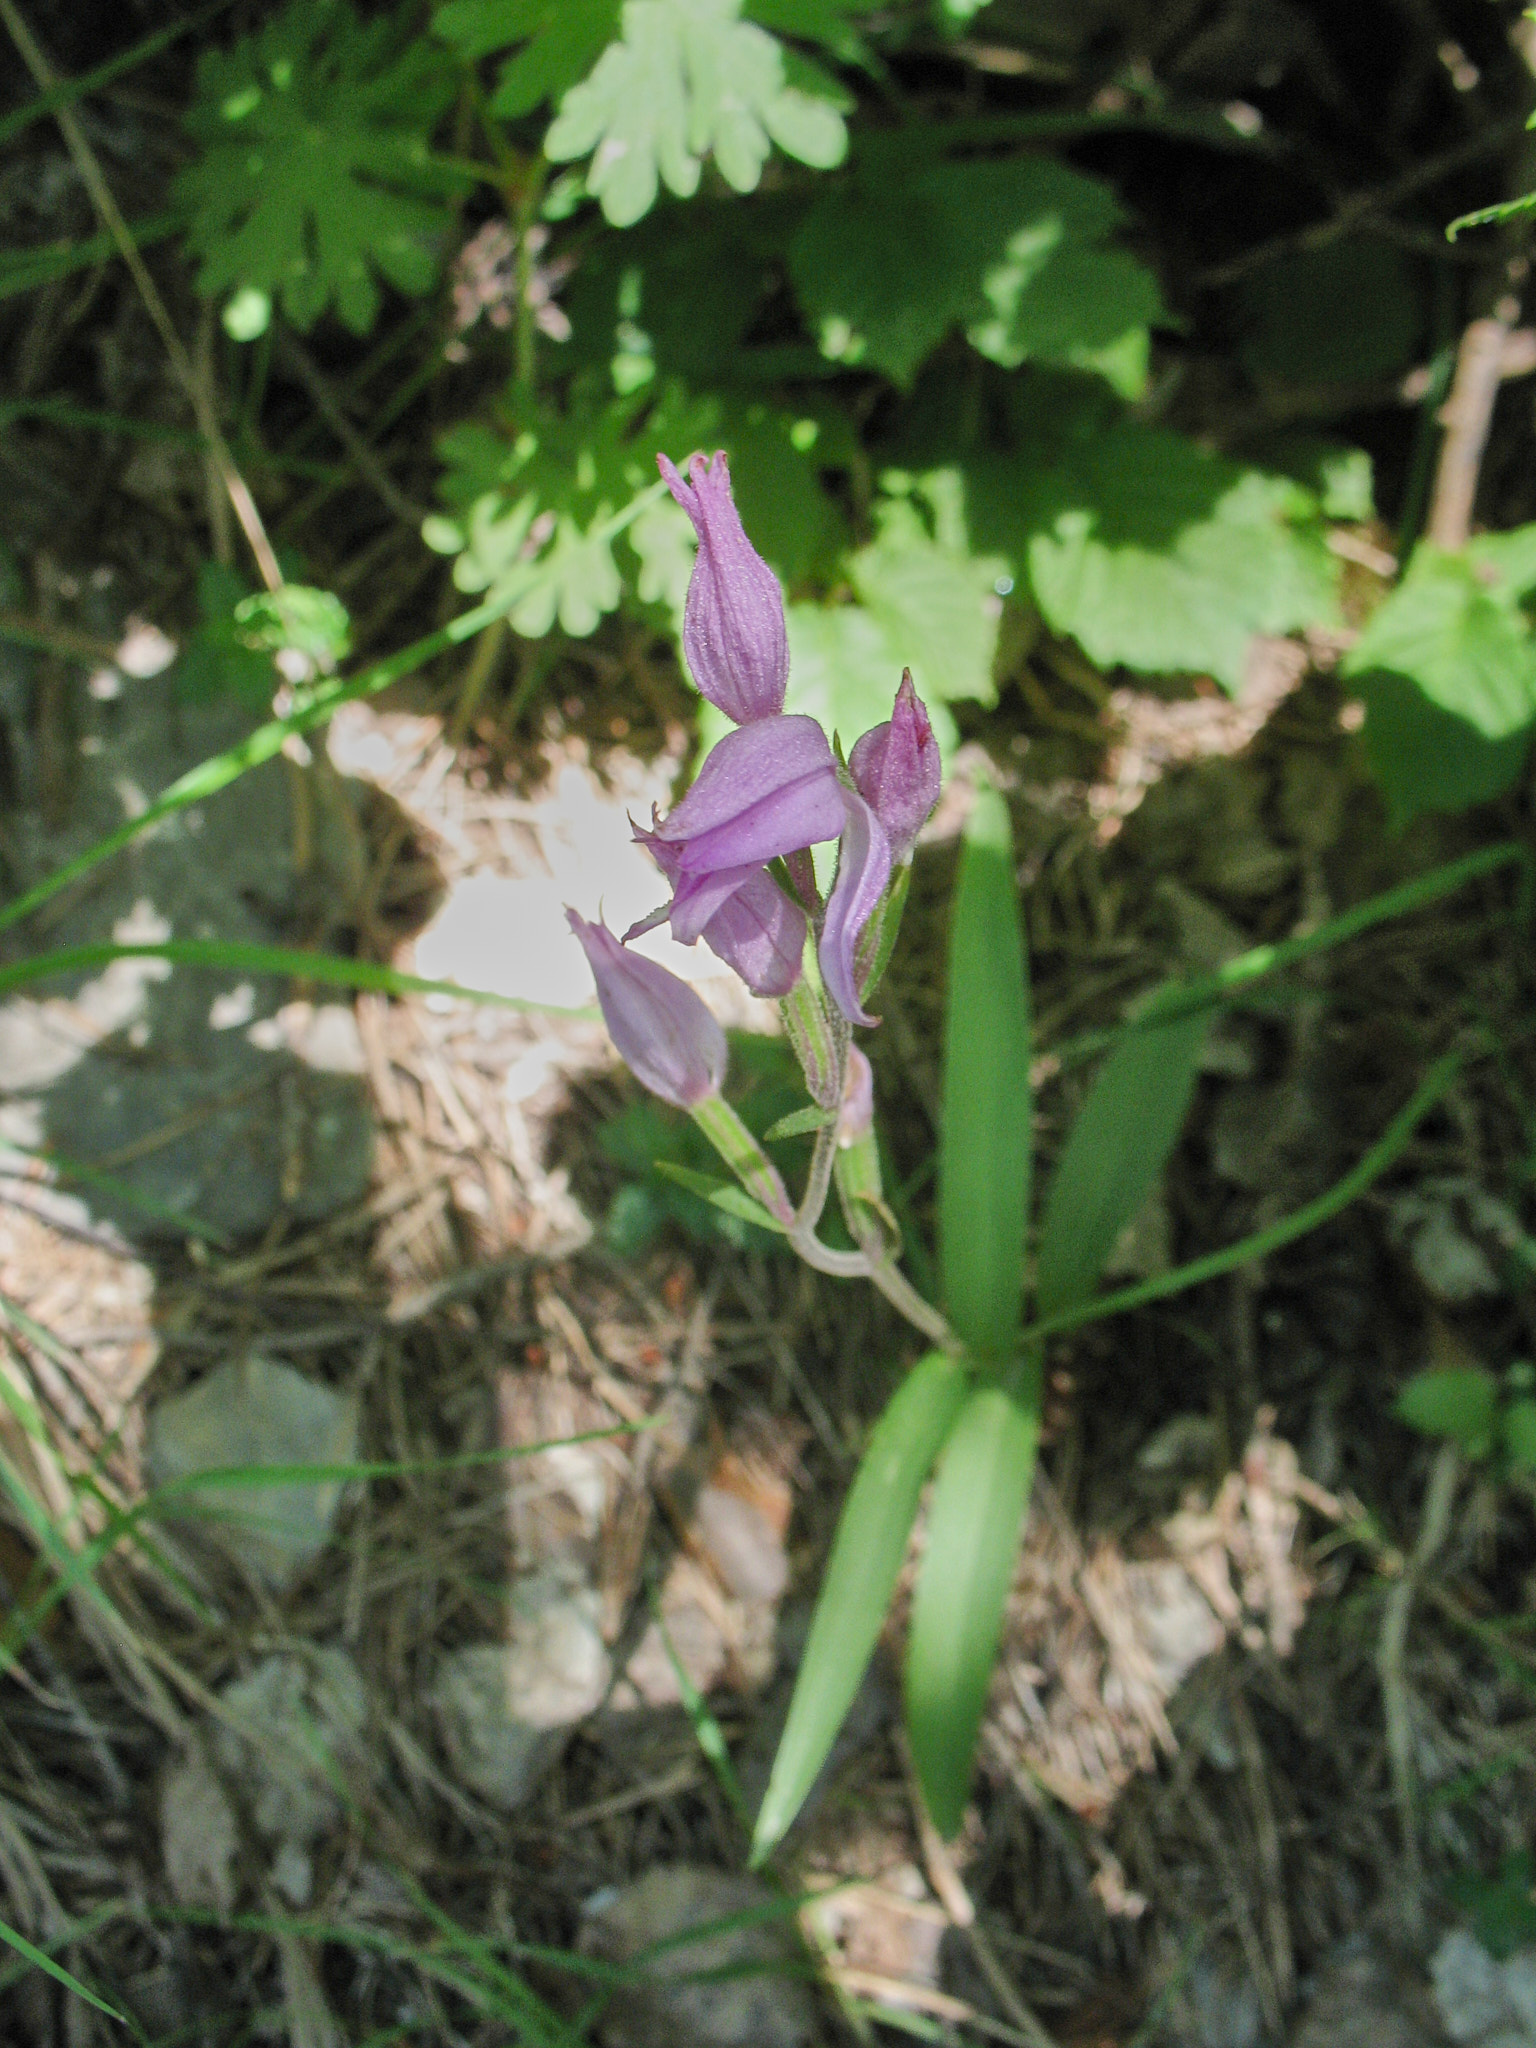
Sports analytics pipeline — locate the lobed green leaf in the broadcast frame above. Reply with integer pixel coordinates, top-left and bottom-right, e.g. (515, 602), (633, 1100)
(178, 0), (464, 335)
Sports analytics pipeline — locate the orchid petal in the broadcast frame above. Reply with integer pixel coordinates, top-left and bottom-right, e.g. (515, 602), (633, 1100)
(819, 791), (892, 1027)
(651, 714), (844, 875)
(701, 870), (807, 997)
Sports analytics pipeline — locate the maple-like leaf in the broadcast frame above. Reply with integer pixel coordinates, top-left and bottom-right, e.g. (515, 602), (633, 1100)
(178, 0), (463, 335)
(544, 0), (848, 228)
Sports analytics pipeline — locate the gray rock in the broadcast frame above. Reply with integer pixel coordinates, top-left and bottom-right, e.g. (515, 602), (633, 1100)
(213, 1648), (370, 1853)
(579, 1866), (816, 2048)
(1290, 1937), (1446, 2048)
(432, 1574), (610, 1812)
(1, 685), (374, 1241)
(1432, 1930), (1536, 2047)
(147, 1354), (358, 1589)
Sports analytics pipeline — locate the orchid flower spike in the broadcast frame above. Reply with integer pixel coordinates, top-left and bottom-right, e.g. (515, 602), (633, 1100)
(848, 670), (942, 863)
(658, 449), (788, 725)
(566, 911), (726, 1109)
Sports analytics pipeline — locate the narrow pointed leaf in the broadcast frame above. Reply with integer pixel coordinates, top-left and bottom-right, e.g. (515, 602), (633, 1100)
(651, 1161), (786, 1232)
(753, 1348), (969, 1860)
(905, 1381), (1038, 1838)
(939, 784), (1030, 1361)
(1035, 996), (1207, 1320)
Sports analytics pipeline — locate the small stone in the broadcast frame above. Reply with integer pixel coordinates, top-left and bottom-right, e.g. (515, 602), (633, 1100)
(432, 1575), (609, 1812)
(579, 1867), (816, 2048)
(147, 1355), (358, 1590)
(1432, 1930), (1531, 2045)
(1291, 1935), (1446, 2048)
(213, 1648), (369, 1851)
(160, 1747), (238, 1914)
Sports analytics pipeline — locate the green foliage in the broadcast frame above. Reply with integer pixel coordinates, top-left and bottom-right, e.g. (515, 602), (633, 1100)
(905, 1381), (1037, 1837)
(939, 784), (1031, 1363)
(789, 154), (1165, 393)
(436, 0), (874, 117)
(543, 0), (849, 228)
(755, 475), (1004, 758)
(431, 377), (851, 641)
(1449, 1852), (1536, 1959)
(178, 0), (463, 335)
(1397, 1361), (1536, 1478)
(174, 562), (277, 707)
(433, 0), (623, 117)
(752, 1349), (970, 1861)
(1342, 536), (1536, 824)
(426, 378), (708, 635)
(234, 585), (353, 670)
(977, 421), (1340, 692)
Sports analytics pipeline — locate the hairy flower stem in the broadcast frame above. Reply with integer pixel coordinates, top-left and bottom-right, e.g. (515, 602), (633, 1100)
(689, 1096), (793, 1227)
(780, 972), (841, 1108)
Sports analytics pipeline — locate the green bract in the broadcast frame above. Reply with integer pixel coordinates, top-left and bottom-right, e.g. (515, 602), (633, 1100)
(543, 0), (849, 229)
(178, 0), (463, 335)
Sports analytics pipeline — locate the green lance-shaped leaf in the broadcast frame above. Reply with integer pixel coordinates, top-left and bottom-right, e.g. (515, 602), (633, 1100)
(905, 1379), (1038, 1839)
(1034, 993), (1207, 1321)
(939, 783), (1031, 1363)
(752, 1348), (969, 1862)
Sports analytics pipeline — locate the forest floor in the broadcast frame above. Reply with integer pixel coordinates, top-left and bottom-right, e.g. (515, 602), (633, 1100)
(1, 561), (1534, 2048)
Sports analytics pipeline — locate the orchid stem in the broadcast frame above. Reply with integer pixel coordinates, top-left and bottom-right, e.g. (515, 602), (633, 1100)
(867, 1259), (955, 1346)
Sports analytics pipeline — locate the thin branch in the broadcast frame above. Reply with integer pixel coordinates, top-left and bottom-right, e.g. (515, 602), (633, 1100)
(1377, 1440), (1459, 1917)
(0, 0), (283, 592)
(1196, 113), (1528, 289)
(1427, 303), (1525, 550)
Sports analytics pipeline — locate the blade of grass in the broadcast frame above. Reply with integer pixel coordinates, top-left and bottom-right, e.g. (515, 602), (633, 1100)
(904, 1380), (1037, 1838)
(0, 0), (236, 146)
(0, 211), (182, 298)
(939, 783), (1030, 1363)
(1047, 844), (1525, 1070)
(0, 1913), (127, 2023)
(753, 1347), (970, 1862)
(0, 936), (595, 1016)
(0, 485), (665, 937)
(1025, 1051), (1463, 1343)
(652, 1596), (753, 1834)
(0, 1424), (646, 1664)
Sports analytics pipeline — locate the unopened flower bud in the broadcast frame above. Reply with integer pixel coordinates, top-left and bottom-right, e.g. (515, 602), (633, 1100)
(566, 911), (726, 1109)
(848, 670), (941, 862)
(658, 450), (788, 725)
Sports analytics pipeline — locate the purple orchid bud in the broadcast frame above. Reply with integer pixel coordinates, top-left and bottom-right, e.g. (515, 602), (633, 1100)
(636, 714), (845, 944)
(818, 790), (892, 1027)
(659, 450), (788, 725)
(566, 911), (726, 1109)
(848, 670), (942, 863)
(696, 869), (807, 998)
